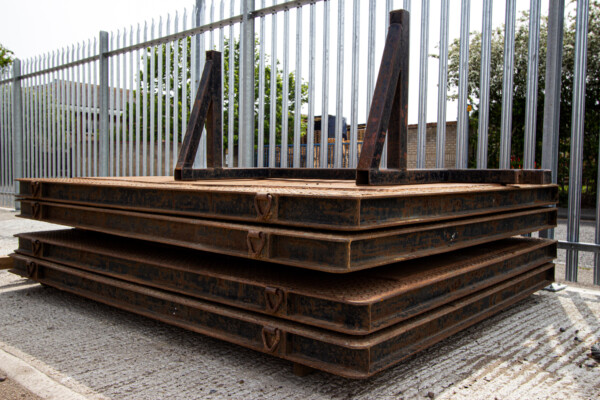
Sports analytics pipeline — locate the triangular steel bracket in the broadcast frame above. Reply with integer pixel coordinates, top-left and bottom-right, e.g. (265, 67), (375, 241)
(174, 50), (222, 180)
(173, 10), (550, 186)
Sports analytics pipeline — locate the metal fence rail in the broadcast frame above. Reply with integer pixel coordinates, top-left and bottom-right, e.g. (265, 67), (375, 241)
(0, 0), (598, 286)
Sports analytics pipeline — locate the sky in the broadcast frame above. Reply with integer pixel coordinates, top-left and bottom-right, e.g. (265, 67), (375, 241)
(0, 0), (548, 125)
(0, 0), (192, 58)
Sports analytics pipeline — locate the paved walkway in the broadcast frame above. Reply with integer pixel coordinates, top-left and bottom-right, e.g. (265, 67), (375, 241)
(1, 208), (599, 399)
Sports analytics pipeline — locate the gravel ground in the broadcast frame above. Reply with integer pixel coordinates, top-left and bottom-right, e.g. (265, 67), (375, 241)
(1, 208), (599, 399)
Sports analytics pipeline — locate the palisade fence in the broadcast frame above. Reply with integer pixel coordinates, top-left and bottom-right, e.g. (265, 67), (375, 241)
(0, 0), (598, 286)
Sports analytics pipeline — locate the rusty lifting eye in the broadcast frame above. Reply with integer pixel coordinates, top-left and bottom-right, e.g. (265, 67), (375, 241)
(32, 203), (42, 220)
(247, 231), (265, 257)
(264, 287), (283, 313)
(26, 261), (37, 278)
(261, 326), (281, 352)
(31, 181), (42, 198)
(254, 193), (273, 220)
(32, 240), (42, 257)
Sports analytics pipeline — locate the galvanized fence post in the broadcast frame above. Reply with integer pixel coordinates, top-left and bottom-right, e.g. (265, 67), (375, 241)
(194, 0), (204, 92)
(539, 0), (565, 240)
(456, 0), (470, 169)
(436, 0), (449, 169)
(240, 0), (255, 167)
(499, 0), (516, 169)
(99, 31), (110, 176)
(195, 0), (207, 168)
(11, 59), (23, 209)
(476, 0), (493, 169)
(416, 0), (429, 169)
(523, 0), (542, 170)
(565, 0), (589, 282)
(595, 137), (600, 285)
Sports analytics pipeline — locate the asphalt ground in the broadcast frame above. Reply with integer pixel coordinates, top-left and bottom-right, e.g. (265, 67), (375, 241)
(1, 208), (599, 399)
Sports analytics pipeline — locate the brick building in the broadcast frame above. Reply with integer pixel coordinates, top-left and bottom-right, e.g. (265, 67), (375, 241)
(312, 119), (458, 168)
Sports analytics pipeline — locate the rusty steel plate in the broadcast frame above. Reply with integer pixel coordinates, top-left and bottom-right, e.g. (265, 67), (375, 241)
(16, 230), (556, 335)
(18, 201), (557, 273)
(9, 255), (554, 379)
(17, 177), (557, 231)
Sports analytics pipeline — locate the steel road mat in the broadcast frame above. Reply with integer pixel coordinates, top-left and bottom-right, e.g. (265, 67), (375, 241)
(9, 255), (554, 379)
(18, 201), (557, 273)
(16, 230), (556, 335)
(17, 177), (557, 231)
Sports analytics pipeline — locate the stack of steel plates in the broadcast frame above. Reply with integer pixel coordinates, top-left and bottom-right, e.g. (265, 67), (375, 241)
(10, 177), (558, 378)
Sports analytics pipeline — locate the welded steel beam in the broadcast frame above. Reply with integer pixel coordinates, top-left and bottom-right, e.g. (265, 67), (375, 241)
(174, 51), (222, 179)
(357, 10), (409, 172)
(17, 177), (558, 231)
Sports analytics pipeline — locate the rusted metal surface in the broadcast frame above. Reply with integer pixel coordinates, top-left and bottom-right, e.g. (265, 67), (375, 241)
(17, 177), (558, 231)
(356, 168), (553, 186)
(8, 255), (554, 378)
(357, 10), (409, 171)
(173, 167), (552, 187)
(18, 201), (557, 273)
(0, 256), (14, 270)
(15, 230), (556, 334)
(174, 50), (222, 180)
(175, 167), (354, 181)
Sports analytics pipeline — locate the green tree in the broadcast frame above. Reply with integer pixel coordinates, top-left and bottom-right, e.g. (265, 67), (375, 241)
(446, 11), (548, 169)
(221, 37), (308, 150)
(134, 36), (308, 156)
(446, 1), (600, 206)
(0, 43), (14, 68)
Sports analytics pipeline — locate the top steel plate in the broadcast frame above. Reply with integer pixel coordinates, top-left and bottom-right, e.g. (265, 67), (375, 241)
(17, 177), (557, 231)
